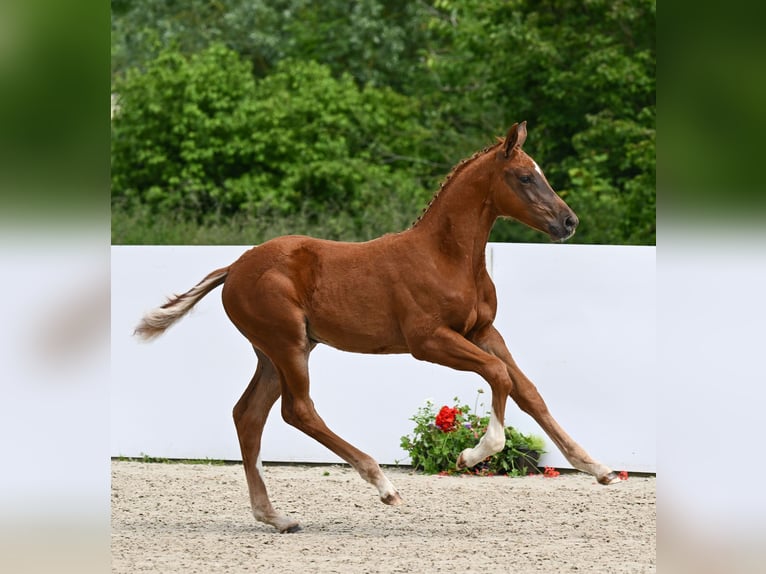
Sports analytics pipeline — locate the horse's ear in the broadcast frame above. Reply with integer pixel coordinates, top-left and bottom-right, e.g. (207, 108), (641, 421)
(503, 123), (518, 157)
(502, 121), (528, 157)
(516, 121), (527, 148)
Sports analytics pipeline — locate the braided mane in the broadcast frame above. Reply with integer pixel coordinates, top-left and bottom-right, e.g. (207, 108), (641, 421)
(411, 140), (503, 228)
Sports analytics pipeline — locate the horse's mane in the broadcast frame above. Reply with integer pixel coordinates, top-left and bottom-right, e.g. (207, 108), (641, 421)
(411, 140), (503, 228)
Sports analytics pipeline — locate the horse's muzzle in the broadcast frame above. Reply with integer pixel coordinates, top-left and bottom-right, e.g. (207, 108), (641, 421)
(549, 213), (579, 242)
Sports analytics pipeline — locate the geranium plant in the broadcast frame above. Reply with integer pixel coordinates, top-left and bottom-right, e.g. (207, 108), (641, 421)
(400, 391), (546, 476)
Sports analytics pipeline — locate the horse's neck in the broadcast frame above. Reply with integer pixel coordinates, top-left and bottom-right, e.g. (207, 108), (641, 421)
(410, 153), (497, 270)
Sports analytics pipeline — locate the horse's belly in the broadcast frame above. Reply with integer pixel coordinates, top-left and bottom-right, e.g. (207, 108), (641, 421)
(307, 324), (407, 354)
(306, 306), (407, 355)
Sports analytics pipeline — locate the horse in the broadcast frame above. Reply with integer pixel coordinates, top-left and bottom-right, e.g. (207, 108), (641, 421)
(135, 122), (621, 533)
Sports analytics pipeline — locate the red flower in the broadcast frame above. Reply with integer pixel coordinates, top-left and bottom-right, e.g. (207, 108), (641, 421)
(543, 466), (560, 478)
(618, 470), (629, 481)
(435, 406), (459, 432)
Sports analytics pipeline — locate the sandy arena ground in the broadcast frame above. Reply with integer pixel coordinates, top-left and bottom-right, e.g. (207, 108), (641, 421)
(111, 461), (655, 573)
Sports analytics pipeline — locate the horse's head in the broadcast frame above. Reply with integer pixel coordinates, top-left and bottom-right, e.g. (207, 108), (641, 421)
(492, 122), (578, 241)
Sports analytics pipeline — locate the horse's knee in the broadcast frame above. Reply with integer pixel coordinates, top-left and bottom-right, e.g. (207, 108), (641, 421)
(481, 357), (512, 392)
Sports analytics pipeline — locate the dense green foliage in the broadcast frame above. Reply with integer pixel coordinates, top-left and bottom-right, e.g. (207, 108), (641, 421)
(112, 46), (431, 240)
(400, 395), (546, 476)
(112, 0), (655, 245)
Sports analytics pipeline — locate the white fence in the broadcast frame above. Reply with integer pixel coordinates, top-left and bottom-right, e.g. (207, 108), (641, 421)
(111, 243), (655, 473)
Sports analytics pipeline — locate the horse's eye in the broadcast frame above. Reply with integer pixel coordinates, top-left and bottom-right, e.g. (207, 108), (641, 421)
(519, 175), (532, 184)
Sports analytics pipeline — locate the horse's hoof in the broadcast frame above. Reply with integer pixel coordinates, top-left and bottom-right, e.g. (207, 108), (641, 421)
(280, 523), (303, 534)
(597, 471), (621, 485)
(456, 452), (467, 469)
(381, 491), (404, 506)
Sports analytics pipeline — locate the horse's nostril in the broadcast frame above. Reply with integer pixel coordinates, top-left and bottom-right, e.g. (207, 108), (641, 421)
(564, 215), (577, 230)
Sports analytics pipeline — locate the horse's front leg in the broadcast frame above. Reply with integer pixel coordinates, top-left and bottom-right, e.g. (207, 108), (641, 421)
(407, 327), (514, 469)
(474, 326), (621, 485)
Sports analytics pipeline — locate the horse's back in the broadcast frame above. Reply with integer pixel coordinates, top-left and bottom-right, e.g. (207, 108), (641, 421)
(227, 234), (400, 281)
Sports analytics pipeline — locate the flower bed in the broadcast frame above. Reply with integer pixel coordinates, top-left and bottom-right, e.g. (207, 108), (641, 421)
(400, 392), (546, 476)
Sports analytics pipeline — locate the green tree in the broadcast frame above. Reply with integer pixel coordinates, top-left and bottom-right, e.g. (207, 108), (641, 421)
(111, 0), (288, 79)
(111, 0), (432, 89)
(421, 0), (656, 244)
(111, 44), (258, 219)
(111, 44), (431, 240)
(111, 1), (655, 245)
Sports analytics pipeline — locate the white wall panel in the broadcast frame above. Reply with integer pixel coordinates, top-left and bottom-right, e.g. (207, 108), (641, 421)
(111, 244), (655, 472)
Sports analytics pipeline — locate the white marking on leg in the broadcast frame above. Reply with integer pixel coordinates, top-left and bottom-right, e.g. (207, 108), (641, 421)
(256, 453), (264, 475)
(375, 473), (402, 505)
(478, 411), (505, 457)
(250, 453), (266, 522)
(460, 411), (505, 468)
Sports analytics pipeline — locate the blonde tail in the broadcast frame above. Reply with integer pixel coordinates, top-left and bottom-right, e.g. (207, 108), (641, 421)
(134, 266), (230, 340)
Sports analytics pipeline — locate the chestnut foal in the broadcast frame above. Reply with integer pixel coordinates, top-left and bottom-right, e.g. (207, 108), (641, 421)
(135, 122), (621, 533)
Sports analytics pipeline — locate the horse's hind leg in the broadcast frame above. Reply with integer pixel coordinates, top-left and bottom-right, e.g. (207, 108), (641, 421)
(273, 344), (403, 507)
(233, 348), (301, 533)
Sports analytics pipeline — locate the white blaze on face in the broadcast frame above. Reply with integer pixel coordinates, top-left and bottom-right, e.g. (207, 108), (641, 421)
(533, 160), (553, 187)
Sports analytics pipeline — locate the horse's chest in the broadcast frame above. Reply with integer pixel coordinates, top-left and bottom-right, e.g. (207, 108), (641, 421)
(439, 289), (483, 334)
(448, 276), (497, 335)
